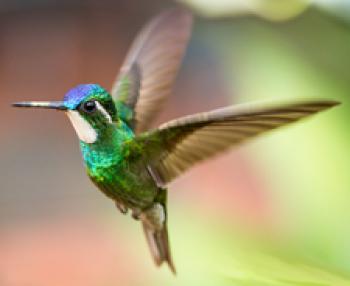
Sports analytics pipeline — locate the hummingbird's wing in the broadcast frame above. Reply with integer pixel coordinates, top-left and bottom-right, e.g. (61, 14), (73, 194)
(111, 8), (193, 133)
(129, 100), (339, 186)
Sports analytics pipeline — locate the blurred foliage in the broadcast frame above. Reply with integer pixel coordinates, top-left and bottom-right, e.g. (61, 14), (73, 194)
(179, 0), (310, 21)
(141, 212), (350, 285)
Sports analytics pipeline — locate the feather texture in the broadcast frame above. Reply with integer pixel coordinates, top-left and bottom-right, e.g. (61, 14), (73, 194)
(132, 100), (339, 185)
(111, 8), (193, 134)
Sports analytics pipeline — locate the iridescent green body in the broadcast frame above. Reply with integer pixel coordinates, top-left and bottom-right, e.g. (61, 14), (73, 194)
(79, 105), (158, 209)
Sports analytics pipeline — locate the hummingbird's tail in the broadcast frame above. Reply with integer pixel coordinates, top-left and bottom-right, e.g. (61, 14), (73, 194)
(140, 189), (175, 274)
(142, 220), (175, 274)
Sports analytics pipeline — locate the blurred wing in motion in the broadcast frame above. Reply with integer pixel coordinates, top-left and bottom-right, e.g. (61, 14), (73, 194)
(112, 8), (193, 133)
(131, 100), (339, 186)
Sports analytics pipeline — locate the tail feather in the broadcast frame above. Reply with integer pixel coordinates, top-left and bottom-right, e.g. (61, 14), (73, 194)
(142, 221), (176, 274)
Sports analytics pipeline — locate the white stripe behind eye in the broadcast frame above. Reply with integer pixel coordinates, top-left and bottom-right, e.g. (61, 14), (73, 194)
(66, 111), (97, 144)
(95, 101), (112, 123)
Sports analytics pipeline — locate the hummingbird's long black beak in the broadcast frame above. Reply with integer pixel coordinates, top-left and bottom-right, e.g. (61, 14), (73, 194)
(12, 101), (67, 111)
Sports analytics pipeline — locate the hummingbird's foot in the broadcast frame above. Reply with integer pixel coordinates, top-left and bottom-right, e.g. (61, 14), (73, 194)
(131, 209), (142, 220)
(115, 202), (128, 214)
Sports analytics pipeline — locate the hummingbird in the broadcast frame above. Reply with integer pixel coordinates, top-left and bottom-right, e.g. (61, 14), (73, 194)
(13, 8), (339, 273)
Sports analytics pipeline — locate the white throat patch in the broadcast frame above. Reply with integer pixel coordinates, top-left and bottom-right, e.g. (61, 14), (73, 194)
(66, 111), (97, 144)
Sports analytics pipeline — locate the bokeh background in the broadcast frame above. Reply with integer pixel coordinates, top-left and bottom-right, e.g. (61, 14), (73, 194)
(1, 0), (350, 285)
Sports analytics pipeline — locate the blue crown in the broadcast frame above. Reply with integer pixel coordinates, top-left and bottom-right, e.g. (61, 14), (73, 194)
(63, 84), (107, 109)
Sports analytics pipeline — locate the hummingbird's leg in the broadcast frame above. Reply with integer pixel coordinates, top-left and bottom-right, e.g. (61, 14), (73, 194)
(115, 201), (128, 214)
(131, 208), (142, 220)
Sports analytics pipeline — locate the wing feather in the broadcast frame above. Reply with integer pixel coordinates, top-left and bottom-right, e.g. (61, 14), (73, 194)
(131, 100), (339, 185)
(112, 8), (193, 133)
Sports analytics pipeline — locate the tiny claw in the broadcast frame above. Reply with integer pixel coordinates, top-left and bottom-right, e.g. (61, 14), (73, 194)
(115, 202), (128, 214)
(132, 209), (141, 220)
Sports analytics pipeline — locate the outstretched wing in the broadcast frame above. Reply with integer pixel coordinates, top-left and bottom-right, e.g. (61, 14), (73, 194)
(112, 8), (193, 133)
(128, 100), (339, 186)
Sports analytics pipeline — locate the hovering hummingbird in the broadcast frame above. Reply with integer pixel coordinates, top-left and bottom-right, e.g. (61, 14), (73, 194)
(13, 8), (339, 273)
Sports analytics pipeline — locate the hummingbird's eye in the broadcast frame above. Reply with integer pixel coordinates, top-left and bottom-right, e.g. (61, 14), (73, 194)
(82, 101), (97, 113)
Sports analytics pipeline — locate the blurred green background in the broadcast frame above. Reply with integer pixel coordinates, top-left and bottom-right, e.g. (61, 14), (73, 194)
(1, 0), (349, 285)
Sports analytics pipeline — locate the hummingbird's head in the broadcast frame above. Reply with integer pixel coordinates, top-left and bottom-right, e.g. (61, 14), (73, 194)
(13, 84), (117, 144)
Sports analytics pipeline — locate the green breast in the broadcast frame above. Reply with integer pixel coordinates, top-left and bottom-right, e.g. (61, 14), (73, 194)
(80, 121), (158, 208)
